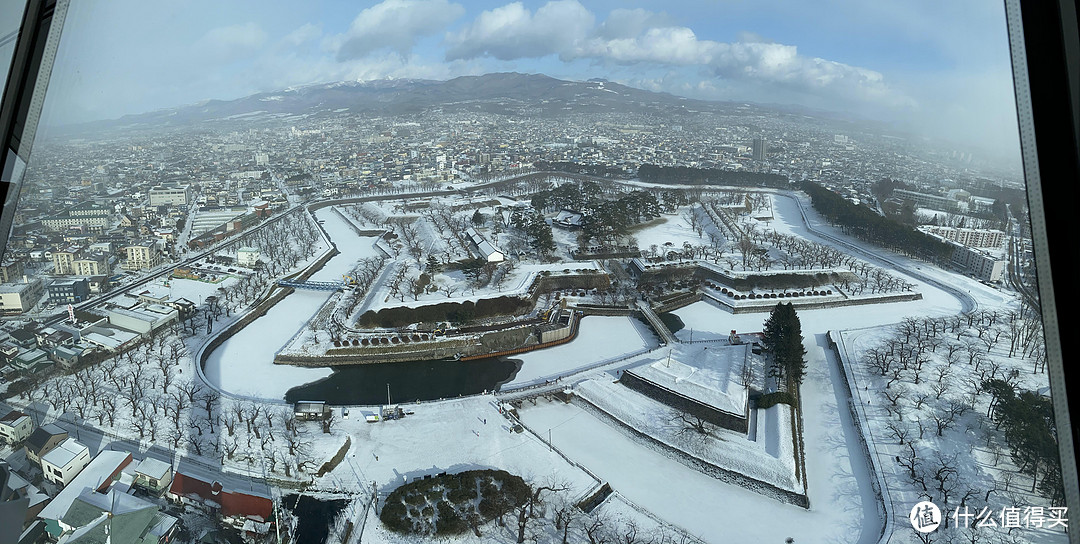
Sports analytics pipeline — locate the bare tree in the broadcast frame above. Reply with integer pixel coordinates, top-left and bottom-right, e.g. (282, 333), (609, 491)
(516, 482), (570, 543)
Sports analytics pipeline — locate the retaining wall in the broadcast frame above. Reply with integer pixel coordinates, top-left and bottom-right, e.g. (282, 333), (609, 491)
(702, 290), (922, 314)
(572, 394), (809, 508)
(826, 330), (893, 543)
(619, 371), (748, 434)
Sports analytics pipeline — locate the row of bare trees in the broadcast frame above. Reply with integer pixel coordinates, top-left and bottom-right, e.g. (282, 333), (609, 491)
(861, 306), (1056, 516)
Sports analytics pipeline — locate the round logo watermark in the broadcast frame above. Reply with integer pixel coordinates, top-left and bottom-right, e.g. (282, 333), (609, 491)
(910, 501), (942, 533)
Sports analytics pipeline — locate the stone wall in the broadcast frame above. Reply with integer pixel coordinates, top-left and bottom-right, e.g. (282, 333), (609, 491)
(619, 371), (748, 434)
(573, 394), (808, 508)
(702, 291), (922, 314)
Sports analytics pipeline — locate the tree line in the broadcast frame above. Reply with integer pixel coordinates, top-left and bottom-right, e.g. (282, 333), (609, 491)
(984, 379), (1063, 504)
(637, 164), (789, 188)
(799, 181), (953, 261)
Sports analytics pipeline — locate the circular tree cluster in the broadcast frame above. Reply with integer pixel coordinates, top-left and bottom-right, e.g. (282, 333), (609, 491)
(380, 469), (530, 536)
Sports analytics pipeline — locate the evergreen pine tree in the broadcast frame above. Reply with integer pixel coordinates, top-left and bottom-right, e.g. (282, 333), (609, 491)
(762, 303), (788, 382)
(762, 303), (807, 386)
(783, 304), (807, 385)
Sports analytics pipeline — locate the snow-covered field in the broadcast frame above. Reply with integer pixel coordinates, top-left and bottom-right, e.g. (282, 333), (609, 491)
(572, 375), (799, 492)
(505, 315), (658, 387)
(630, 214), (705, 253)
(162, 275), (241, 304)
(322, 395), (601, 544)
(518, 398), (847, 542)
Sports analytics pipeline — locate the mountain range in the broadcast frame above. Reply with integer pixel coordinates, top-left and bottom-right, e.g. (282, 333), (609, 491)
(65, 72), (863, 133)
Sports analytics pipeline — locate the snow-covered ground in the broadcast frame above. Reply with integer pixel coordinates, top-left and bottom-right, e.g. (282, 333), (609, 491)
(157, 275), (241, 305)
(518, 398), (842, 542)
(631, 214), (705, 253)
(203, 207), (383, 400)
(321, 396), (601, 544)
(505, 315), (658, 387)
(572, 374), (799, 492)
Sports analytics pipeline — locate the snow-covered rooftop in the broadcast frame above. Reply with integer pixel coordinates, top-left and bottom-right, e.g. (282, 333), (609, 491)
(39, 450), (133, 521)
(41, 438), (88, 469)
(133, 457), (171, 480)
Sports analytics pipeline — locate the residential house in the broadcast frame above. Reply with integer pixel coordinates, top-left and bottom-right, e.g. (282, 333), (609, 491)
(131, 458), (173, 496)
(53, 489), (178, 544)
(24, 424), (68, 467)
(0, 410), (33, 444)
(48, 345), (84, 369)
(37, 451), (134, 533)
(41, 439), (91, 487)
(10, 349), (48, 372)
(1, 460), (50, 532)
(167, 470), (273, 522)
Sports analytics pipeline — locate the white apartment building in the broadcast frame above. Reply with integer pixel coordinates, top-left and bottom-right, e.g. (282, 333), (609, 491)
(148, 185), (191, 207)
(922, 226), (1006, 248)
(0, 278), (45, 314)
(123, 241), (162, 271)
(237, 247), (260, 267)
(949, 242), (1007, 282)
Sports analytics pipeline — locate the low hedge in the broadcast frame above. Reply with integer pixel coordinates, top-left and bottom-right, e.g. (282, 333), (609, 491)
(358, 296), (533, 328)
(756, 391), (797, 409)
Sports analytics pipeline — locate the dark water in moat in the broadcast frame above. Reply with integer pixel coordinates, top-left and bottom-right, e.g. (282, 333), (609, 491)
(283, 494), (348, 544)
(284, 357), (519, 405)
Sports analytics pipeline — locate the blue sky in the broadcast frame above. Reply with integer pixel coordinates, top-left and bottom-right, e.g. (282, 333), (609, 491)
(41, 0), (1020, 158)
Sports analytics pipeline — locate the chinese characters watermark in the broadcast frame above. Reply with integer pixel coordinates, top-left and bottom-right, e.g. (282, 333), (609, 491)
(909, 502), (1068, 532)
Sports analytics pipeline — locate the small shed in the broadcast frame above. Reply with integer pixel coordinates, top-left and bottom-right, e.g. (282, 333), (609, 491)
(294, 401), (331, 421)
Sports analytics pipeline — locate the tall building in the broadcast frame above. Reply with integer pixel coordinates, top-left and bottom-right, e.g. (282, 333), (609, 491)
(752, 137), (767, 161)
(0, 261), (22, 283)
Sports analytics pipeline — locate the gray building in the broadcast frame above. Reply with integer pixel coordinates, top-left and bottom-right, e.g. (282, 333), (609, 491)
(752, 137), (767, 161)
(47, 278), (90, 304)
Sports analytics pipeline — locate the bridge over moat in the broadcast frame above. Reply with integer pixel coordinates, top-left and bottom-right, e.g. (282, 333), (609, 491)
(276, 278), (347, 291)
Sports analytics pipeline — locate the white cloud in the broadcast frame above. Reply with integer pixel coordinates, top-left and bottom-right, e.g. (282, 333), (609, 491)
(197, 22), (267, 60)
(445, 3), (912, 112)
(445, 0), (594, 60)
(333, 0), (465, 60)
(575, 26), (716, 65)
(283, 23), (321, 47)
(593, 8), (676, 40)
